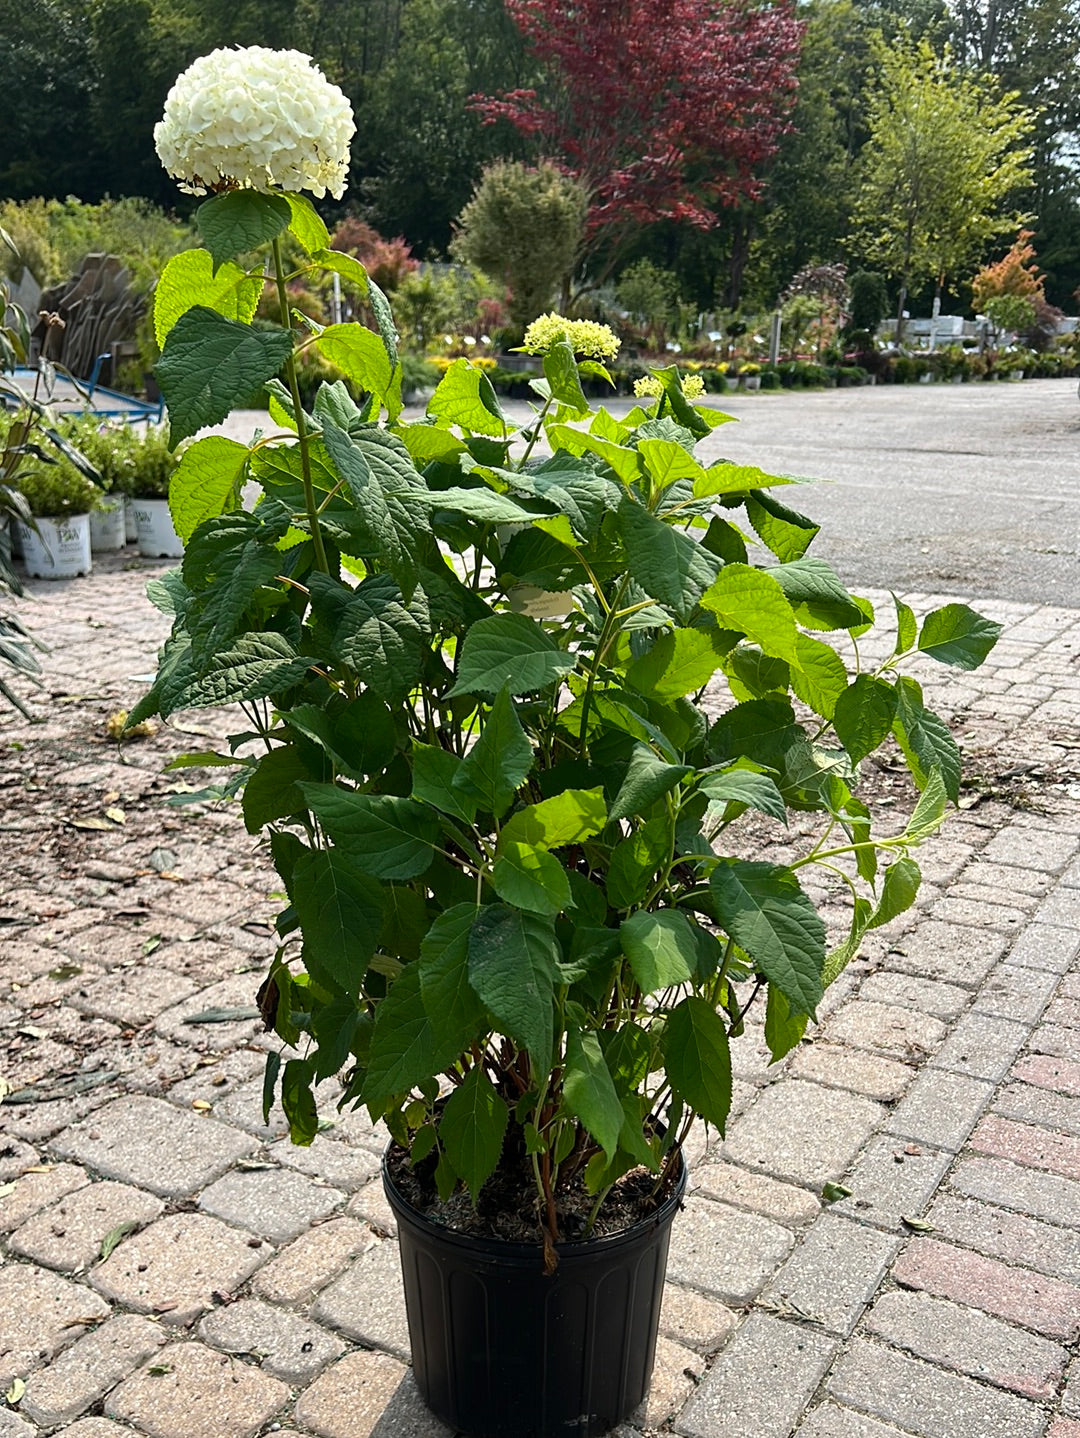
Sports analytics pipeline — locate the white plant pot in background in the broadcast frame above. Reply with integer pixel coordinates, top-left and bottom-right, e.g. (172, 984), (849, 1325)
(134, 498), (183, 558)
(17, 514), (92, 579)
(90, 495), (127, 552)
(742, 375), (761, 391)
(124, 497), (139, 543)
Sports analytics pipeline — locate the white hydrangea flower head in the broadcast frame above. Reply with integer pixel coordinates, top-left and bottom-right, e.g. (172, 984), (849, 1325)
(155, 46), (355, 199)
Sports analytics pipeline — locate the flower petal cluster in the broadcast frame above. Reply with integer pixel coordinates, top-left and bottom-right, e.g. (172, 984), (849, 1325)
(633, 372), (705, 400)
(155, 47), (355, 199)
(521, 314), (620, 361)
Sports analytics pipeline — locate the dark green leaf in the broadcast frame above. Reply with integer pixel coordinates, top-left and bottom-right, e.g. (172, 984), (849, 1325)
(763, 986), (807, 1063)
(196, 190), (291, 271)
(492, 841), (571, 915)
(300, 785), (438, 879)
(699, 767), (787, 823)
(746, 490), (819, 561)
(892, 677), (962, 801)
(157, 307), (294, 447)
(710, 859), (825, 1017)
(543, 339), (589, 413)
(894, 594), (917, 655)
(292, 847), (385, 993)
(281, 1058), (319, 1145)
(620, 909), (697, 993)
(242, 744), (320, 833)
(439, 1065), (508, 1201)
(563, 1030), (622, 1159)
(918, 604), (1002, 670)
(419, 904), (488, 1064)
(833, 676), (898, 765)
(618, 496), (720, 622)
(502, 456), (621, 542)
(363, 963), (435, 1103)
(164, 631), (313, 715)
(467, 904), (558, 1066)
(449, 612), (575, 698)
(664, 996), (732, 1131)
(868, 856), (921, 930)
(609, 743), (692, 823)
(411, 744), (477, 823)
(768, 557), (866, 630)
(261, 1050), (281, 1126)
(453, 687), (534, 818)
(607, 816), (669, 910)
(308, 572), (425, 699)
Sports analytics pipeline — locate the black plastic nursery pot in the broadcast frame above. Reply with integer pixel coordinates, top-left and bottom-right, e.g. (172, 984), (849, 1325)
(382, 1154), (687, 1438)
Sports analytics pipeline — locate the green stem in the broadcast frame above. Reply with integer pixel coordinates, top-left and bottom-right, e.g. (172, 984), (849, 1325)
(517, 392), (555, 469)
(271, 235), (329, 576)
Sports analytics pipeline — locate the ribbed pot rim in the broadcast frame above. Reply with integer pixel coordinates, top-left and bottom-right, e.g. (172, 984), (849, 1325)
(382, 1143), (687, 1266)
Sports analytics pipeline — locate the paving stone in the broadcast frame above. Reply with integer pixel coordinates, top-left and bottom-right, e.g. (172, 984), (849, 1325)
(927, 1192), (1080, 1283)
(19, 1312), (167, 1426)
(50, 1095), (257, 1198)
(885, 1070), (993, 1152)
(691, 1160), (820, 1227)
(971, 962), (1058, 1021)
(633, 1335), (703, 1430)
(928, 1012), (1028, 1080)
(272, 1134), (381, 1191)
(893, 1235), (1080, 1339)
(54, 1421), (135, 1438)
(0, 1412), (35, 1438)
(959, 860), (1053, 898)
(154, 975), (266, 1053)
(0, 1162), (89, 1233)
(198, 1297), (344, 1382)
(198, 1166), (345, 1242)
(676, 1310), (837, 1438)
(1031, 1023), (1080, 1063)
(788, 1043), (914, 1102)
(831, 1136), (951, 1231)
(1048, 995), (1080, 1028)
(883, 921), (1008, 987)
(982, 824), (1079, 873)
(665, 1196), (794, 1304)
(294, 1350), (454, 1438)
(823, 1001), (946, 1061)
(251, 1217), (377, 1306)
(9, 1179), (163, 1273)
(68, 966), (199, 1027)
(931, 895), (1027, 930)
(311, 1235), (411, 1357)
(828, 1338), (1044, 1438)
(1038, 885), (1080, 927)
(758, 1214), (900, 1336)
(0, 1263), (110, 1385)
(658, 1282), (738, 1354)
(106, 1341), (288, 1438)
(796, 1404), (915, 1438)
(970, 1113), (1080, 1180)
(0, 1140), (43, 1183)
(347, 1177), (398, 1237)
(951, 1155), (1080, 1229)
(1006, 922), (1080, 973)
(855, 971), (969, 1020)
(1049, 1423), (1080, 1438)
(722, 1081), (883, 1189)
(207, 1076), (288, 1140)
(862, 1288), (1065, 1400)
(89, 1211), (271, 1325)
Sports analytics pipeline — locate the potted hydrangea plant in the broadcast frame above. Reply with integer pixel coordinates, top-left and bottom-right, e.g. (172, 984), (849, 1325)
(131, 48), (1002, 1438)
(15, 457), (100, 579)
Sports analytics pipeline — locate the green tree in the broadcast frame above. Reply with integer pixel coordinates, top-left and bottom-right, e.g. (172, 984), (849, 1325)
(851, 36), (1034, 340)
(451, 160), (588, 336)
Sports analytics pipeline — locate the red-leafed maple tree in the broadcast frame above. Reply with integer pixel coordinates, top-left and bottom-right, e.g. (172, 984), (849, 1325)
(473, 0), (803, 249)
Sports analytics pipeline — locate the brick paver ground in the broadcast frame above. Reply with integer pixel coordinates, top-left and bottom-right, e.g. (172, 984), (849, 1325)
(1, 544), (1078, 1437)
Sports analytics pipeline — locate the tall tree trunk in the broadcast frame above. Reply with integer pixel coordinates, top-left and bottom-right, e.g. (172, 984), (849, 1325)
(725, 214), (752, 309)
